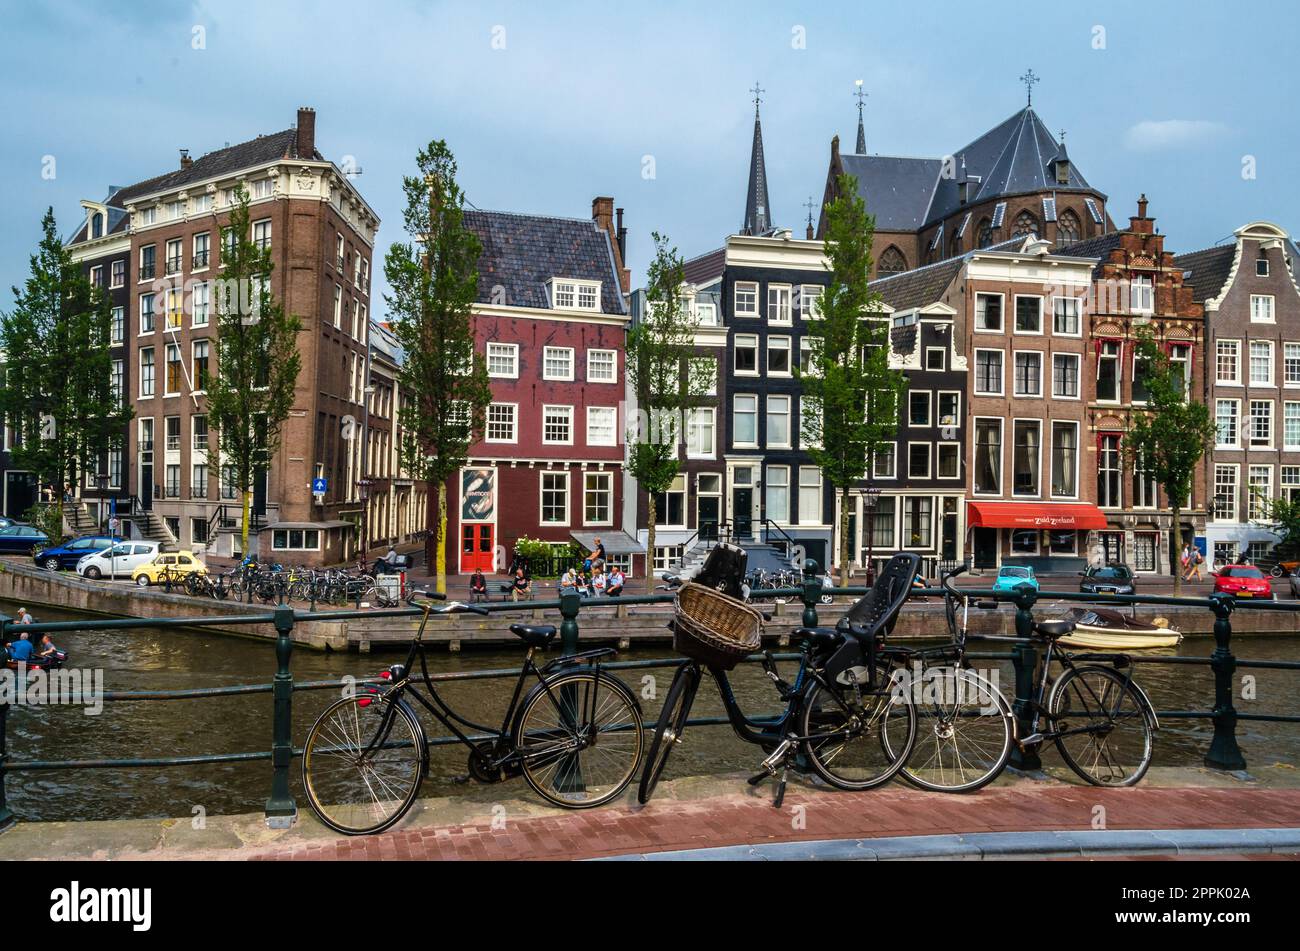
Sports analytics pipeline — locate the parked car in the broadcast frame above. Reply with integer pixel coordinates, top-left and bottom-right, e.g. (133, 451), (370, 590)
(77, 541), (162, 580)
(1289, 567), (1300, 600)
(131, 550), (207, 587)
(0, 523), (50, 554)
(991, 565), (1039, 594)
(1213, 564), (1274, 600)
(33, 534), (120, 571)
(1080, 564), (1136, 596)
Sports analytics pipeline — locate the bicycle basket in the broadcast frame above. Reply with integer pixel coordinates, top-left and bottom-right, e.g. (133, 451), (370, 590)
(672, 582), (763, 671)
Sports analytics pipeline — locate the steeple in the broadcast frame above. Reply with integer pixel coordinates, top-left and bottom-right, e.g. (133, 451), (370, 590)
(854, 81), (867, 154)
(741, 82), (772, 236)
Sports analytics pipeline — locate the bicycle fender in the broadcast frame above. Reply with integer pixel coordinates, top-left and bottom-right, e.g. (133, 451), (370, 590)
(1052, 664), (1160, 732)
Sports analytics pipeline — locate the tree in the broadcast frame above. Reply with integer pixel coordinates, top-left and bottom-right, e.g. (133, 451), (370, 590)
(0, 208), (131, 536)
(1124, 326), (1215, 593)
(205, 184), (303, 557)
(626, 234), (711, 589)
(385, 140), (491, 594)
(800, 175), (906, 585)
(1262, 496), (1300, 562)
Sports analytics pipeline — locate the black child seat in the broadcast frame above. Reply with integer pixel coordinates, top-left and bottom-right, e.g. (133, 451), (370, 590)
(510, 624), (558, 648)
(839, 552), (922, 643)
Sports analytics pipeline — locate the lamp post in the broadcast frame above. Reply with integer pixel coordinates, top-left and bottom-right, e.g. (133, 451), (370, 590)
(863, 484), (881, 585)
(97, 473), (118, 584)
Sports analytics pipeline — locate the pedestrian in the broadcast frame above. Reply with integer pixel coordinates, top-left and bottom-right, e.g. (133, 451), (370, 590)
(591, 536), (607, 569)
(1180, 544), (1192, 580)
(1188, 547), (1205, 581)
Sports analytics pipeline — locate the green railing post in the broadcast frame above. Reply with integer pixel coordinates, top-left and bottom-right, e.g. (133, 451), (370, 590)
(265, 604), (297, 826)
(559, 589), (581, 656)
(1007, 584), (1041, 771)
(1205, 593), (1247, 771)
(0, 614), (14, 831)
(800, 559), (821, 629)
(556, 589), (584, 793)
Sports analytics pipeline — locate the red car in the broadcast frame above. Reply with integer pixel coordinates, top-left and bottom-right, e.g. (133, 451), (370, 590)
(1213, 565), (1275, 600)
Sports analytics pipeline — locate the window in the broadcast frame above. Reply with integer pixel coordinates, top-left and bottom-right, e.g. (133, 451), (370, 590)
(164, 415), (181, 452)
(734, 281), (758, 316)
(691, 356), (718, 394)
(110, 360), (124, 405)
(974, 419), (1002, 494)
(908, 442), (931, 479)
(542, 347), (574, 381)
(904, 497), (933, 548)
(193, 232), (210, 269)
(937, 392), (960, 427)
(975, 294), (1002, 331)
(165, 287), (183, 330)
(1014, 296), (1042, 333)
(552, 279), (599, 311)
(584, 473), (612, 525)
(686, 408), (715, 458)
(139, 244), (156, 280)
(1052, 297), (1080, 335)
(1097, 341), (1120, 402)
(332, 286), (342, 328)
(166, 238), (182, 275)
(766, 395), (791, 447)
(486, 342), (518, 378)
(1052, 353), (1079, 398)
(541, 472), (569, 524)
(139, 293), (155, 334)
(734, 334), (758, 374)
(873, 443), (896, 479)
(908, 391), (931, 427)
(191, 339), (210, 392)
(1011, 529), (1038, 555)
(108, 450), (122, 488)
(1286, 402), (1300, 449)
(1050, 422), (1077, 497)
(192, 281), (209, 326)
(542, 405), (573, 444)
(925, 347), (945, 371)
(975, 350), (1003, 395)
(1012, 420), (1041, 496)
(252, 178), (274, 200)
(1213, 465), (1238, 521)
(1130, 276), (1153, 314)
(192, 414), (209, 452)
(1133, 452), (1158, 508)
(1098, 434), (1122, 507)
(1014, 352), (1042, 396)
(587, 349), (617, 382)
(139, 348), (155, 397)
(798, 467), (821, 525)
(1249, 465), (1273, 521)
(733, 395), (758, 447)
(577, 283), (599, 310)
(221, 465), (238, 500)
(1217, 340), (1240, 384)
(335, 234), (345, 270)
(586, 406), (617, 446)
(879, 246), (908, 274)
(110, 306), (125, 344)
(767, 336), (791, 375)
(1284, 466), (1300, 504)
(1250, 340), (1273, 385)
(1216, 399), (1239, 447)
(1258, 256), (1271, 277)
(90, 265), (103, 287)
(1169, 344), (1191, 398)
(767, 284), (792, 324)
(654, 546), (684, 572)
(272, 529), (322, 551)
(1251, 294), (1275, 323)
(1286, 344), (1300, 386)
(165, 465), (181, 497)
(766, 466), (789, 523)
(165, 344), (183, 394)
(798, 285), (822, 321)
(110, 260), (125, 287)
(937, 443), (959, 479)
(1250, 400), (1273, 448)
(486, 403), (517, 442)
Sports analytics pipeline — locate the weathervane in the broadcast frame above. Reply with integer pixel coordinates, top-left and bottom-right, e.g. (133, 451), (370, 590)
(803, 196), (817, 227)
(1020, 68), (1039, 106)
(854, 79), (867, 119)
(750, 81), (764, 115)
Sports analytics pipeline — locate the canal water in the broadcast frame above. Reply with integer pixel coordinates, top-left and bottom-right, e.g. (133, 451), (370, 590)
(4, 600), (1300, 823)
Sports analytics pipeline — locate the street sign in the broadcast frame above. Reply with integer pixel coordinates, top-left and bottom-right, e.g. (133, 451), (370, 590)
(312, 477), (328, 494)
(108, 517), (120, 534)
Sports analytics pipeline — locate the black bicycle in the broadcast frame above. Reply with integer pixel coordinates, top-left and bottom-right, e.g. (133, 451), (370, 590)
(638, 548), (920, 808)
(302, 592), (645, 835)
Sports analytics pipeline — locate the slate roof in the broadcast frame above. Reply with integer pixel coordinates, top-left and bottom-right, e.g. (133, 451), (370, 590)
(369, 320), (405, 367)
(1174, 245), (1237, 304)
(841, 153), (944, 231)
(741, 111), (773, 235)
(889, 325), (917, 356)
(869, 235), (1031, 312)
(1056, 232), (1124, 269)
(67, 199), (131, 245)
(682, 247), (725, 287)
(464, 210), (627, 315)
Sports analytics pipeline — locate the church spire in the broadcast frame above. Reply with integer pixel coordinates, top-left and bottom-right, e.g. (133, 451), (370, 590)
(854, 80), (867, 154)
(741, 82), (772, 236)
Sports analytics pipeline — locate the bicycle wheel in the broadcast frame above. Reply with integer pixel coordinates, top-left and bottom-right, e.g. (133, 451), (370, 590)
(800, 666), (916, 790)
(515, 670), (644, 808)
(302, 693), (426, 835)
(893, 667), (1014, 793)
(1048, 665), (1153, 787)
(637, 664), (700, 804)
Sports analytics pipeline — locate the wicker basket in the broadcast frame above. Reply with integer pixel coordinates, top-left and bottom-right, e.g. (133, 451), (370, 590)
(673, 582), (764, 670)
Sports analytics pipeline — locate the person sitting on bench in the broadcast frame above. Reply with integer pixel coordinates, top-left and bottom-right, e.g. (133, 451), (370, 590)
(470, 568), (488, 603)
(510, 568), (532, 602)
(606, 567), (625, 597)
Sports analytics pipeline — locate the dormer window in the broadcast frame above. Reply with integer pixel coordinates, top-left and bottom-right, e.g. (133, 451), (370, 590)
(552, 278), (601, 311)
(958, 181), (968, 205)
(1054, 160), (1069, 185)
(91, 211), (104, 239)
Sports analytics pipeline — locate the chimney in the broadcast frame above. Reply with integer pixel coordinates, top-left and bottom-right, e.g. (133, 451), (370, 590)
(616, 207), (627, 262)
(1130, 194), (1154, 235)
(179, 149), (192, 170)
(297, 107), (316, 158)
(593, 197), (630, 292)
(1137, 193), (1149, 219)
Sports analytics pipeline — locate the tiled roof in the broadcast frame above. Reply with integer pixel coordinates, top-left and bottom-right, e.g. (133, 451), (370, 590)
(1174, 245), (1237, 304)
(889, 324), (917, 356)
(465, 210), (627, 315)
(871, 257), (965, 312)
(682, 247), (725, 287)
(1056, 232), (1123, 266)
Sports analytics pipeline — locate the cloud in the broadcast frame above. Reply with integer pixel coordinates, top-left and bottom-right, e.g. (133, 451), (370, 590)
(1123, 119), (1228, 151)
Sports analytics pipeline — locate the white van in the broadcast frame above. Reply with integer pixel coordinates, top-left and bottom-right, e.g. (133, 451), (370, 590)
(77, 541), (162, 579)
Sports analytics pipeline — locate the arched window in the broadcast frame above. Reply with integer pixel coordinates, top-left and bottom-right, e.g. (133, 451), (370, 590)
(91, 212), (104, 239)
(1012, 211), (1038, 238)
(949, 230), (962, 259)
(976, 219), (994, 249)
(1056, 209), (1080, 247)
(878, 245), (907, 276)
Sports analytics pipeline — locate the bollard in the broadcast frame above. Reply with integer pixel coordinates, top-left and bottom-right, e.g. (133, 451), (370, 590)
(559, 589), (581, 656)
(1205, 593), (1247, 771)
(0, 614), (14, 831)
(1008, 584), (1041, 771)
(800, 559), (821, 630)
(265, 604), (297, 827)
(556, 590), (584, 793)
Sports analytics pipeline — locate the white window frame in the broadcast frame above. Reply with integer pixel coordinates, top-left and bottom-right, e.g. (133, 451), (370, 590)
(1285, 342), (1300, 387)
(1051, 352), (1080, 399)
(1130, 276), (1154, 315)
(732, 394), (758, 448)
(1217, 339), (1241, 385)
(1216, 398), (1240, 449)
(797, 466), (822, 525)
(585, 406), (618, 447)
(1013, 349), (1044, 398)
(937, 442), (961, 480)
(1251, 294), (1276, 324)
(587, 348), (617, 383)
(907, 441), (932, 480)
(685, 407), (716, 460)
(765, 465), (790, 524)
(486, 403), (518, 444)
(974, 348), (1005, 396)
(1051, 296), (1082, 336)
(1012, 294), (1044, 335)
(542, 346), (575, 382)
(734, 334), (759, 376)
(734, 281), (759, 317)
(908, 390), (932, 427)
(766, 335), (792, 377)
(486, 342), (519, 379)
(1049, 420), (1080, 499)
(583, 471), (613, 527)
(937, 391), (961, 428)
(1250, 399), (1273, 448)
(873, 442), (897, 480)
(974, 292), (1004, 333)
(542, 404), (574, 445)
(767, 284), (793, 325)
(1284, 401), (1300, 451)
(540, 471), (570, 526)
(973, 417), (1004, 496)
(1250, 340), (1274, 386)
(1213, 464), (1239, 522)
(925, 347), (946, 371)
(766, 394), (792, 449)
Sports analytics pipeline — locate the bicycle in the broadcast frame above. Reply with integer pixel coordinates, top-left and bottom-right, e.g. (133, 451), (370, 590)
(302, 591), (645, 835)
(638, 546), (920, 808)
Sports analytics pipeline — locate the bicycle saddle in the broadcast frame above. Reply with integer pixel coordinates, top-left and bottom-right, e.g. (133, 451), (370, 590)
(792, 627), (843, 651)
(1033, 619), (1076, 639)
(510, 623), (558, 648)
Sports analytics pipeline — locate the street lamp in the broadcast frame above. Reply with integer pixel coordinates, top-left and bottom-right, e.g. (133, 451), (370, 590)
(863, 484), (881, 585)
(97, 473), (118, 584)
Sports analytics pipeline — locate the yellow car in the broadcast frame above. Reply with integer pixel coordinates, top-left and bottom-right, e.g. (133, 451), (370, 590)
(132, 550), (207, 587)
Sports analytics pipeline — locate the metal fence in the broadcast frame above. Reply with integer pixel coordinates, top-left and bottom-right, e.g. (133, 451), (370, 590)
(1, 570), (1298, 831)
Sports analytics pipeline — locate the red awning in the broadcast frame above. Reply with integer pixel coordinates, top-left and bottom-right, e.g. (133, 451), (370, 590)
(967, 502), (1108, 530)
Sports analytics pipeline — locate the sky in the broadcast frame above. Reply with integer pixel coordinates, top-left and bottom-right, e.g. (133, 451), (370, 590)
(2, 0), (1299, 309)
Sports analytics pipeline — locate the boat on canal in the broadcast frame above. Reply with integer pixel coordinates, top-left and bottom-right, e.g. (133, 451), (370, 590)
(1054, 607), (1183, 650)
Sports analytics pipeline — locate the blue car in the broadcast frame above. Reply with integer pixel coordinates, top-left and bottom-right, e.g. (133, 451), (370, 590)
(991, 565), (1039, 594)
(34, 534), (120, 571)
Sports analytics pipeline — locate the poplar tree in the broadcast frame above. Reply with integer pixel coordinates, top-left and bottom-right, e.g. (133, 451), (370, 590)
(0, 208), (131, 536)
(205, 184), (303, 557)
(800, 175), (906, 585)
(385, 140), (491, 593)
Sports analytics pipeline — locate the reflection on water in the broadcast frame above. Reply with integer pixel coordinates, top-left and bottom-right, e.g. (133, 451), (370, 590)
(3, 600), (1299, 823)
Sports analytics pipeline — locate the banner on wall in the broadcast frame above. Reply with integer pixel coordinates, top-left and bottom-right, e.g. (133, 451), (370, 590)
(461, 468), (496, 522)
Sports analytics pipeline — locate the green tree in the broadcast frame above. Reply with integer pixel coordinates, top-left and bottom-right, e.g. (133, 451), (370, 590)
(205, 184), (303, 557)
(800, 175), (906, 585)
(626, 234), (711, 589)
(1125, 326), (1215, 593)
(1261, 496), (1300, 562)
(0, 207), (131, 537)
(385, 140), (491, 593)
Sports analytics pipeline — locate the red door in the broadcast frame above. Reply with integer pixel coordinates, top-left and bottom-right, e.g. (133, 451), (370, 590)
(461, 523), (494, 573)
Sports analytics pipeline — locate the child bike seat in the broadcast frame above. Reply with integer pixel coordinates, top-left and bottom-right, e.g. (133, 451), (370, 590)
(837, 552), (922, 643)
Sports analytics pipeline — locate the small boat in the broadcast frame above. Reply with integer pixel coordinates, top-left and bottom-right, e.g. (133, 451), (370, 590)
(1056, 607), (1182, 650)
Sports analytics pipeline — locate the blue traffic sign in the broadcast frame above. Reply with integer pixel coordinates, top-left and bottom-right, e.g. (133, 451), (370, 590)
(312, 477), (327, 493)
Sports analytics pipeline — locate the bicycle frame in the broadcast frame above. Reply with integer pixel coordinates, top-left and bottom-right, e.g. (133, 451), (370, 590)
(1024, 639), (1157, 743)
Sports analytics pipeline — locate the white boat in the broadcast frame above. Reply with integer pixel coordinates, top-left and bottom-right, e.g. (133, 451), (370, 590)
(1056, 607), (1183, 650)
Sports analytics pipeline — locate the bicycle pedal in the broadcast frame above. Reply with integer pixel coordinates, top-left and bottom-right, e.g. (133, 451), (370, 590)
(760, 739), (793, 773)
(1019, 733), (1044, 748)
